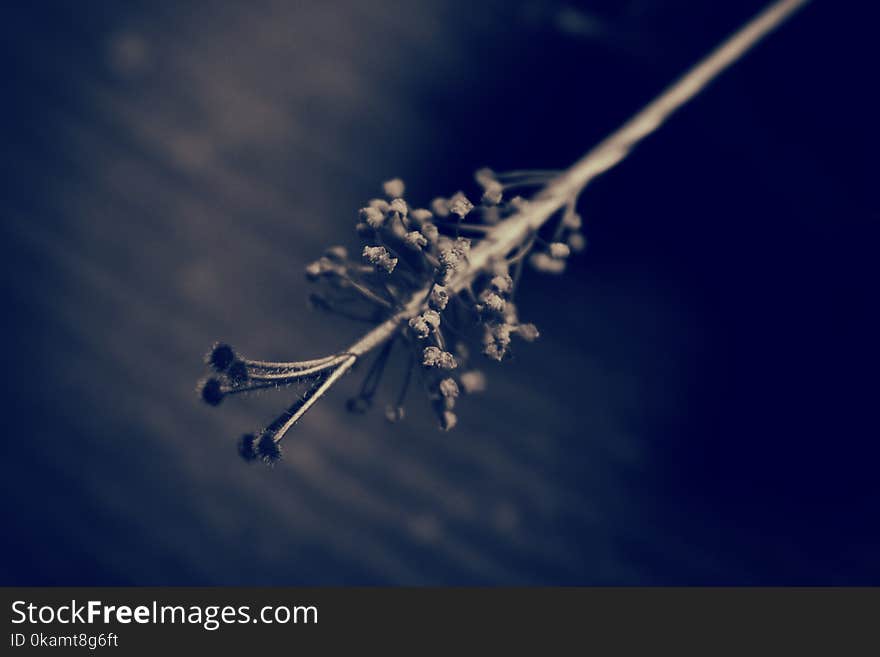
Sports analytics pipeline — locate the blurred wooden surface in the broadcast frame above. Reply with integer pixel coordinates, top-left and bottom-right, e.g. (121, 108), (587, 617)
(1, 1), (877, 584)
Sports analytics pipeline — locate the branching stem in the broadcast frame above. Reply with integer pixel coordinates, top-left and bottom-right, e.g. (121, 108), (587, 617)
(338, 0), (810, 368)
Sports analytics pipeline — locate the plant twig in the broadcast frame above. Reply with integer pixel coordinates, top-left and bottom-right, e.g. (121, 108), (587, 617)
(339, 0), (810, 366)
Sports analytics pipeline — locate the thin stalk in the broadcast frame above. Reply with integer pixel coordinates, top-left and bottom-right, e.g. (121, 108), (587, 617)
(277, 0), (810, 438)
(343, 0), (809, 358)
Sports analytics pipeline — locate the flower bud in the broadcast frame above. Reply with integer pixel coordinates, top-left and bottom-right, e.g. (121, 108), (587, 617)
(459, 370), (487, 394)
(383, 178), (405, 198)
(363, 245), (398, 273)
(429, 284), (449, 311)
(448, 191), (474, 218)
(360, 206), (385, 229)
(549, 242), (571, 259)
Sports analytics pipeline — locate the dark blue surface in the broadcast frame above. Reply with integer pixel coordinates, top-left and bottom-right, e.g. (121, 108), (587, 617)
(1, 0), (877, 584)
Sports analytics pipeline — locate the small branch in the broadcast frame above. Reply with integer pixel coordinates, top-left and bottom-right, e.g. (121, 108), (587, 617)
(337, 0), (810, 365)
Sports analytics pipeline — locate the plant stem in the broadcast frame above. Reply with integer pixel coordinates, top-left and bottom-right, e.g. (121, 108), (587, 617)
(338, 0), (811, 372)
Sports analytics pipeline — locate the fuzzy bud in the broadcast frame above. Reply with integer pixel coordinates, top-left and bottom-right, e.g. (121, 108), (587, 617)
(304, 260), (323, 281)
(429, 284), (449, 311)
(403, 230), (428, 251)
(388, 197), (408, 218)
(423, 346), (457, 370)
(363, 245), (398, 273)
(453, 237), (471, 257)
(439, 378), (459, 399)
(475, 167), (496, 187)
(483, 342), (506, 361)
(420, 223), (439, 244)
(478, 289), (506, 314)
(238, 434), (258, 462)
(568, 232), (587, 253)
(368, 198), (390, 212)
(323, 245), (348, 262)
(439, 410), (458, 431)
(509, 195), (528, 211)
(431, 197), (450, 218)
(360, 206), (385, 229)
(227, 360), (249, 384)
(459, 370), (487, 394)
(481, 181), (503, 205)
(448, 191), (474, 218)
(562, 208), (582, 230)
(410, 208), (433, 225)
(409, 310), (440, 339)
(549, 242), (571, 259)
(208, 342), (235, 372)
(516, 323), (540, 342)
(257, 433), (282, 465)
(529, 252), (566, 274)
(383, 178), (405, 198)
(200, 378), (224, 406)
(490, 275), (513, 294)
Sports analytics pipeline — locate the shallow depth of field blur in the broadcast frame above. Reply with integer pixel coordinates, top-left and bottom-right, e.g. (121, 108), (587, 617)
(1, 1), (877, 584)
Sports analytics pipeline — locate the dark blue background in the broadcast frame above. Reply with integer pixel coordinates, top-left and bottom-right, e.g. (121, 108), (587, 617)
(1, 0), (877, 584)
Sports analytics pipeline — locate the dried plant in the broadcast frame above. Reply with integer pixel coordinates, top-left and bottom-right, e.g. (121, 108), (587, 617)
(198, 0), (809, 464)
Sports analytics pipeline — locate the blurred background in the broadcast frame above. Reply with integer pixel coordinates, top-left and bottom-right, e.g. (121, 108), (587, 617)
(1, 0), (877, 584)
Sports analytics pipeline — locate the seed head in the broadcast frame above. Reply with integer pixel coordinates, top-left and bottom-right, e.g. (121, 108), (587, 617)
(549, 242), (571, 259)
(238, 433), (258, 462)
(430, 197), (450, 218)
(568, 232), (587, 253)
(388, 197), (408, 218)
(474, 167), (496, 187)
(410, 208), (433, 225)
(459, 370), (487, 394)
(305, 255), (345, 281)
(490, 275), (513, 294)
(420, 223), (439, 244)
(439, 410), (458, 432)
(323, 245), (348, 261)
(408, 314), (431, 339)
(199, 377), (224, 406)
(529, 252), (566, 274)
(403, 230), (428, 251)
(422, 346), (457, 370)
(562, 208), (582, 230)
(439, 378), (459, 399)
(383, 178), (405, 198)
(481, 181), (503, 206)
(429, 284), (449, 311)
(207, 342), (235, 372)
(360, 206), (385, 230)
(448, 191), (474, 218)
(482, 322), (513, 361)
(478, 289), (506, 314)
(363, 245), (398, 273)
(257, 433), (282, 465)
(516, 323), (540, 342)
(368, 198), (390, 212)
(227, 360), (249, 384)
